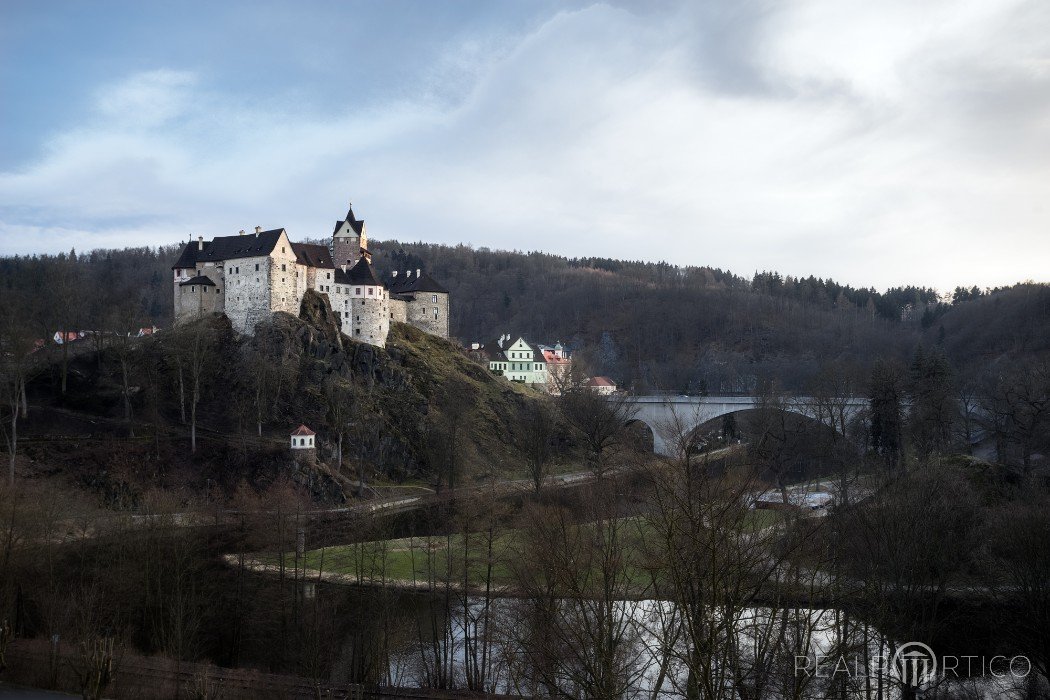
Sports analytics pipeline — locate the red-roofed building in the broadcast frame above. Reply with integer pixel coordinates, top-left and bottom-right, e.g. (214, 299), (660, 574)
(290, 425), (316, 451)
(584, 376), (617, 396)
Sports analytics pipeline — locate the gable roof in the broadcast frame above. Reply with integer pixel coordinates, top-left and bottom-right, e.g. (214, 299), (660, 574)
(387, 269), (449, 295)
(179, 274), (216, 287)
(483, 337), (549, 363)
(291, 424), (315, 436)
(332, 203), (365, 236)
(586, 376), (616, 387)
(172, 230), (287, 268)
(335, 257), (385, 287)
(291, 242), (334, 269)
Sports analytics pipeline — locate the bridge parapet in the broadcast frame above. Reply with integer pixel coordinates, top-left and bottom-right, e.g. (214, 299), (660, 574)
(620, 394), (868, 456)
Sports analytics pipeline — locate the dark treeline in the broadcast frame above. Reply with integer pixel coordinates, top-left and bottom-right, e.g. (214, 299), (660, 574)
(3, 241), (1049, 394)
(371, 240), (1050, 393)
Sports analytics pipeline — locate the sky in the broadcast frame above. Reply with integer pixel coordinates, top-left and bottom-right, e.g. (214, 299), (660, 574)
(1, 0), (1048, 292)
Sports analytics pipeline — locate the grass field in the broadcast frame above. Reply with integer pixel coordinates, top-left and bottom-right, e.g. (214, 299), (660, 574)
(263, 506), (790, 591)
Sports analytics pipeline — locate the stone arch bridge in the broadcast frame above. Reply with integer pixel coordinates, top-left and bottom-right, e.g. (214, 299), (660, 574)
(622, 395), (870, 456)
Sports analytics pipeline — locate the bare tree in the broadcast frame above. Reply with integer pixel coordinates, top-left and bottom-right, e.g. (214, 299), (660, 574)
(324, 375), (356, 473)
(167, 319), (218, 454)
(557, 387), (635, 478)
(0, 288), (37, 486)
(511, 483), (651, 699)
(106, 292), (146, 431)
(983, 491), (1050, 689)
(513, 399), (557, 491)
(48, 254), (85, 396)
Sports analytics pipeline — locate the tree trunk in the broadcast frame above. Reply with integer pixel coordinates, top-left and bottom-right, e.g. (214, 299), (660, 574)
(19, 382), (27, 419)
(191, 386), (199, 454)
(177, 366), (186, 425)
(8, 393), (18, 486)
(61, 337), (69, 395)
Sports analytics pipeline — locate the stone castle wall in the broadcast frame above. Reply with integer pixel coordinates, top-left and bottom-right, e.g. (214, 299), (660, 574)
(406, 293), (449, 339)
(347, 290), (389, 347)
(269, 239), (301, 316)
(389, 298), (408, 324)
(174, 279), (223, 323)
(223, 254), (272, 334)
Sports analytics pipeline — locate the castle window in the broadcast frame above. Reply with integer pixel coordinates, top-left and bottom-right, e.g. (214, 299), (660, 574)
(356, 288), (361, 295)
(432, 295), (437, 302)
(326, 272), (331, 280)
(368, 288), (373, 295)
(236, 266), (239, 274)
(255, 263), (259, 271)
(355, 329), (361, 335)
(281, 264), (286, 271)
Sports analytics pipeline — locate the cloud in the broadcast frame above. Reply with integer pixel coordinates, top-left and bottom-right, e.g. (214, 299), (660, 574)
(1, 0), (1048, 291)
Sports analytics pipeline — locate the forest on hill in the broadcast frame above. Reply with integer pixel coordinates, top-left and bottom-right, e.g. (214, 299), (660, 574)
(1, 239), (1048, 394)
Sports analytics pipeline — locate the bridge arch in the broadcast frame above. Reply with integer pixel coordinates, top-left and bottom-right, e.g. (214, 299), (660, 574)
(622, 395), (867, 456)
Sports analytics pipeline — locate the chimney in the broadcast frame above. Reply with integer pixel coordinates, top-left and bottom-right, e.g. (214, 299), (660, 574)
(197, 236), (203, 251)
(254, 226), (261, 236)
(239, 229), (245, 236)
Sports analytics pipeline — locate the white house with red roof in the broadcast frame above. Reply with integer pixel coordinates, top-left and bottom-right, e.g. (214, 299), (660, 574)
(584, 376), (617, 395)
(290, 425), (316, 450)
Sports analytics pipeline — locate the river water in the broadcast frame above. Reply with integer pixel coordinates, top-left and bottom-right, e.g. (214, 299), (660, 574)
(296, 586), (1036, 699)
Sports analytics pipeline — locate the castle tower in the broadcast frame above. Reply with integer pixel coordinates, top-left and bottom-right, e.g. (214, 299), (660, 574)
(332, 203), (369, 268)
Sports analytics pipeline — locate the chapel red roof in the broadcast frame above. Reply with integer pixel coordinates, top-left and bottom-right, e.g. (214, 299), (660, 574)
(291, 424), (316, 436)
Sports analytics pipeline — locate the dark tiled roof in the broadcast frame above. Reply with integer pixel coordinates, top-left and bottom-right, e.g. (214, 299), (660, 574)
(335, 257), (385, 287)
(179, 275), (216, 287)
(291, 243), (334, 269)
(172, 230), (286, 268)
(387, 270), (449, 294)
(172, 241), (201, 269)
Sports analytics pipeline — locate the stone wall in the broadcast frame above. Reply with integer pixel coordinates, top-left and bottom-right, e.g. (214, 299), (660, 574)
(269, 234), (301, 316)
(224, 254), (272, 334)
(348, 288), (390, 347)
(406, 292), (449, 339)
(174, 280), (222, 323)
(390, 298), (408, 324)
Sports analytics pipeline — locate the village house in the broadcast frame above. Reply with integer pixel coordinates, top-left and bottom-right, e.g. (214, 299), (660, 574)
(476, 335), (570, 391)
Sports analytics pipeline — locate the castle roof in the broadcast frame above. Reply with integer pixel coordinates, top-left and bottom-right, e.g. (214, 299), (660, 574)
(388, 270), (449, 295)
(171, 229), (286, 268)
(332, 203), (365, 236)
(335, 257), (385, 287)
(179, 274), (216, 287)
(291, 242), (334, 269)
(586, 376), (616, 388)
(291, 424), (315, 436)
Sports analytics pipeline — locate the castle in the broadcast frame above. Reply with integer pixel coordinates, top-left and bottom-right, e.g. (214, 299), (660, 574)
(172, 204), (449, 346)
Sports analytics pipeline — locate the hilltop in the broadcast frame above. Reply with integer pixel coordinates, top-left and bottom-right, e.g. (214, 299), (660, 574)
(15, 291), (558, 505)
